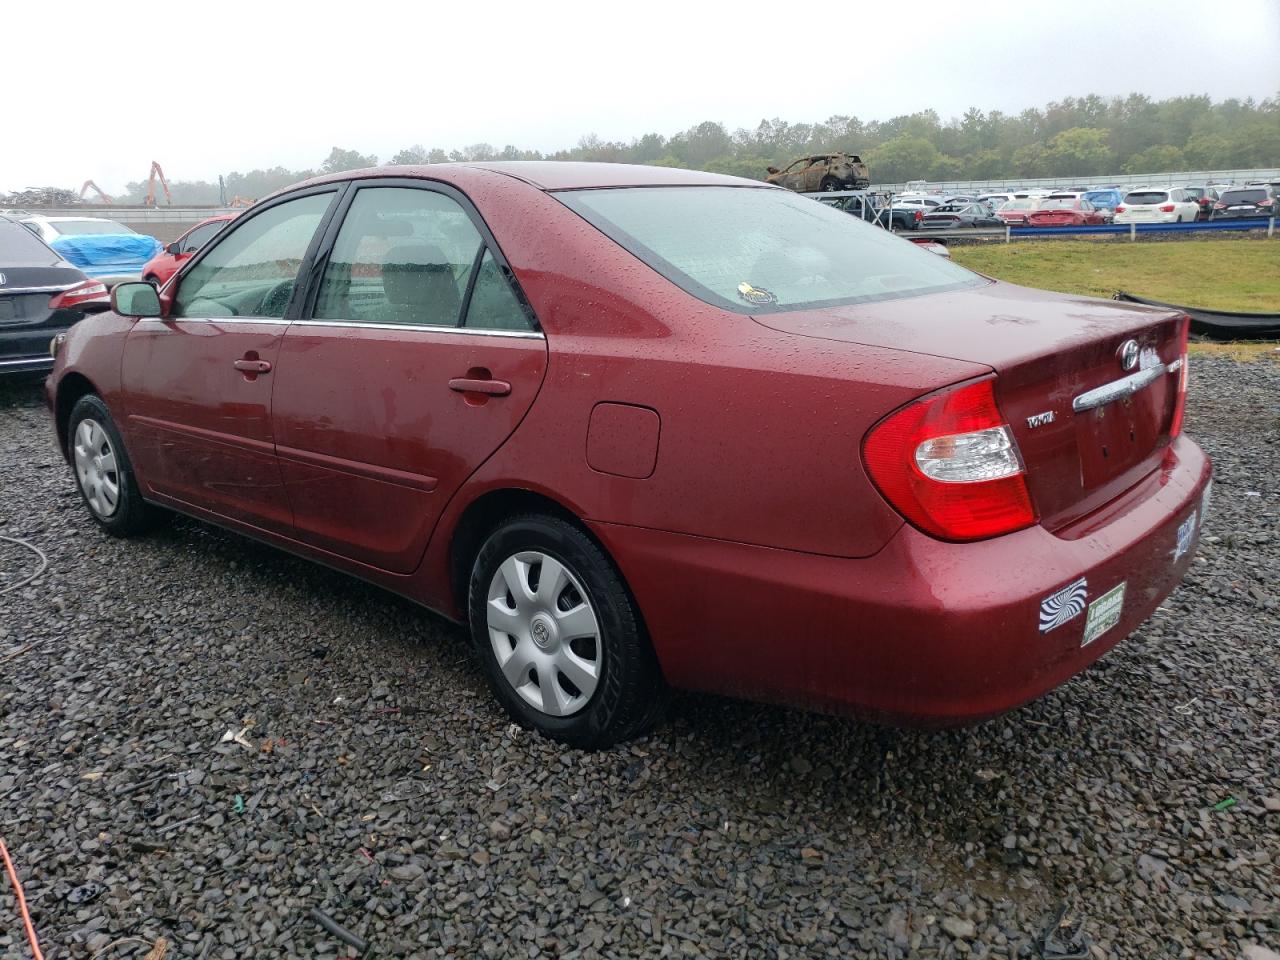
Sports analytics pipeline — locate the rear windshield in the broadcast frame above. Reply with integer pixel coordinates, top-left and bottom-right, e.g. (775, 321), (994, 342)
(1039, 199), (1079, 210)
(1000, 199), (1037, 210)
(1124, 191), (1169, 204)
(1220, 189), (1266, 204)
(558, 186), (982, 313)
(0, 221), (58, 264)
(50, 219), (134, 235)
(1083, 191), (1117, 204)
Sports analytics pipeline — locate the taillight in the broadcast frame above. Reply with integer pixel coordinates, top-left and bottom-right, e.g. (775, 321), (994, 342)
(863, 378), (1037, 542)
(1213, 202), (1226, 210)
(1169, 316), (1190, 437)
(48, 280), (109, 311)
(914, 210), (923, 221)
(1115, 205), (1126, 213)
(1259, 198), (1275, 207)
(1159, 204), (1176, 212)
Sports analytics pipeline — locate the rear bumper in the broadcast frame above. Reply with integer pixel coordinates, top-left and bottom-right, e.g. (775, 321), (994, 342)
(593, 435), (1211, 725)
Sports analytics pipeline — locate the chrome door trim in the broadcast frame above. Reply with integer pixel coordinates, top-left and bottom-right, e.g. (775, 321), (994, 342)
(290, 318), (545, 339)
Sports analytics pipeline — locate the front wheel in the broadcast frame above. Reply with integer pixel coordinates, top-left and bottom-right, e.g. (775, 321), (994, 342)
(468, 514), (666, 748)
(67, 394), (166, 537)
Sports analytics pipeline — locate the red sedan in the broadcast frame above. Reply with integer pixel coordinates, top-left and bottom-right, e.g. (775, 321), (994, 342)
(46, 163), (1210, 747)
(140, 214), (236, 287)
(1026, 197), (1109, 227)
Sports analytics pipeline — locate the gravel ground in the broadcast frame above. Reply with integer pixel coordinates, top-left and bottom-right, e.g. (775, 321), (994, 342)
(1, 356), (1277, 960)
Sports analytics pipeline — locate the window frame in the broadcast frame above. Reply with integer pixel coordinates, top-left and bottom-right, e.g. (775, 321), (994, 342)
(169, 183), (344, 322)
(297, 177), (541, 337)
(180, 219), (228, 255)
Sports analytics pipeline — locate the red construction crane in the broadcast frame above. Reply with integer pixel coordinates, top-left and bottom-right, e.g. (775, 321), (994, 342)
(145, 161), (172, 207)
(79, 180), (113, 204)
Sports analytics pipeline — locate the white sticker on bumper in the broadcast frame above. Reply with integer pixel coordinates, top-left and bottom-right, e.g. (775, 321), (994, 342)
(1039, 577), (1088, 633)
(1173, 510), (1198, 563)
(1082, 582), (1126, 647)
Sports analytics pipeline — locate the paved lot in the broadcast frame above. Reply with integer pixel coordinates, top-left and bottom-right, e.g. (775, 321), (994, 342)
(1, 355), (1277, 959)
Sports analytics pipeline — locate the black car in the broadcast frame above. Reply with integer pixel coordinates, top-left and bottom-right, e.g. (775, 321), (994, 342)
(1210, 187), (1277, 220)
(0, 215), (110, 377)
(918, 202), (1004, 229)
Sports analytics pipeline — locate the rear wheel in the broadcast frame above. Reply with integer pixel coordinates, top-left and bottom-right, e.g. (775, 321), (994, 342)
(67, 394), (166, 537)
(468, 513), (666, 748)
(820, 176), (841, 193)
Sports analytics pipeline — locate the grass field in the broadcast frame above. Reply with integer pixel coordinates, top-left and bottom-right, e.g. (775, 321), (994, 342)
(950, 238), (1280, 313)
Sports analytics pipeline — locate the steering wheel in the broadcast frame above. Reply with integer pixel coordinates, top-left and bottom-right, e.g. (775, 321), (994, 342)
(257, 280), (295, 317)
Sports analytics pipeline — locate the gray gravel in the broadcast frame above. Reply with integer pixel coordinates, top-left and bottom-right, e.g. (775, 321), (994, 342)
(1, 355), (1277, 959)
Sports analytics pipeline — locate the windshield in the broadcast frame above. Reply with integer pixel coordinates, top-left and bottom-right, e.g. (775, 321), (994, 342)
(558, 186), (982, 313)
(49, 219), (135, 236)
(0, 221), (59, 264)
(1124, 191), (1169, 205)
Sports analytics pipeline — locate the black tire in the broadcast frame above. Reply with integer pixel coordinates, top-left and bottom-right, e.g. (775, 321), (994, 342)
(66, 394), (166, 537)
(819, 176), (841, 193)
(467, 513), (666, 748)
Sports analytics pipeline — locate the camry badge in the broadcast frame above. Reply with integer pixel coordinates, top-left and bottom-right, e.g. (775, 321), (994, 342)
(1118, 339), (1139, 371)
(1026, 410), (1055, 429)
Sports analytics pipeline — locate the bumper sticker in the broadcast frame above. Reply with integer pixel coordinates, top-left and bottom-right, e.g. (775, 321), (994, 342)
(1039, 577), (1088, 633)
(1172, 510), (1198, 563)
(1082, 582), (1126, 647)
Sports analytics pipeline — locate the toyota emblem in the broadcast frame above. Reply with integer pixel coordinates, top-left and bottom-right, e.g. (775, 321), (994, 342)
(1118, 339), (1139, 371)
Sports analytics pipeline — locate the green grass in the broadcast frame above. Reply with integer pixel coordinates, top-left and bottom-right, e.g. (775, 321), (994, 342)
(950, 238), (1280, 313)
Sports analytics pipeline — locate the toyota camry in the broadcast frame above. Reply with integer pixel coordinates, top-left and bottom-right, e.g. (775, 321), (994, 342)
(45, 163), (1211, 746)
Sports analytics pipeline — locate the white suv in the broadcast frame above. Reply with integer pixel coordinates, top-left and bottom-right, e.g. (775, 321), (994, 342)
(1113, 188), (1201, 224)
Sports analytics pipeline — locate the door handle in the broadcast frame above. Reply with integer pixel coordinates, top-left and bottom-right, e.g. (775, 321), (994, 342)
(234, 359), (272, 374)
(449, 377), (510, 397)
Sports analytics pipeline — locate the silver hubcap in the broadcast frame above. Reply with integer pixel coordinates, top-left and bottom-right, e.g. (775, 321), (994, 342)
(73, 418), (120, 518)
(487, 550), (602, 717)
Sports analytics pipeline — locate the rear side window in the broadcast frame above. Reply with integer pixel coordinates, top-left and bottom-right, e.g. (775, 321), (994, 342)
(173, 192), (332, 319)
(1124, 191), (1169, 204)
(315, 187), (483, 328)
(0, 221), (57, 264)
(559, 186), (981, 313)
(464, 251), (536, 331)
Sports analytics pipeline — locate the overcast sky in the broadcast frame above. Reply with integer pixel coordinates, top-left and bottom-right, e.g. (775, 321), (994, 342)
(4, 0), (1277, 194)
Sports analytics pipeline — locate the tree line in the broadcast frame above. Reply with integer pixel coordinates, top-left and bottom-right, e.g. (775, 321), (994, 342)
(5, 93), (1276, 206)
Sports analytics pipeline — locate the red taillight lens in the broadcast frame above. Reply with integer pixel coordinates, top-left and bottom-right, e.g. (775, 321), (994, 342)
(863, 378), (1037, 542)
(1115, 205), (1126, 212)
(48, 280), (109, 311)
(914, 210), (922, 221)
(1169, 316), (1191, 437)
(1213, 202), (1226, 209)
(1159, 204), (1176, 212)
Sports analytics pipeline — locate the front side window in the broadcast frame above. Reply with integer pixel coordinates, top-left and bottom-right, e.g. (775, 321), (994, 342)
(559, 186), (982, 314)
(182, 221), (227, 254)
(173, 192), (332, 319)
(315, 187), (485, 327)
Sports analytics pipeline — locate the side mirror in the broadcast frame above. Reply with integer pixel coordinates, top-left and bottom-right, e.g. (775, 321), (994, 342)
(166, 241), (181, 255)
(766, 166), (779, 175)
(111, 281), (162, 318)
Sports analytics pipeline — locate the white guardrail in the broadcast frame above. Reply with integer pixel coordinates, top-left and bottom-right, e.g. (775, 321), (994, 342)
(873, 168), (1280, 194)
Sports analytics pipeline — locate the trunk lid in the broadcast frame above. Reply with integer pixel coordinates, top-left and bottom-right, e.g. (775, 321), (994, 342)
(752, 280), (1186, 532)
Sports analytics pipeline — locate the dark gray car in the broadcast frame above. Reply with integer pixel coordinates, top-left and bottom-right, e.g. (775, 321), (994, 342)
(0, 215), (110, 376)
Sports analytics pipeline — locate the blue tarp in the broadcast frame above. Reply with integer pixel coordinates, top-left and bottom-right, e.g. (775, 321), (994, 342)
(50, 234), (162, 278)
